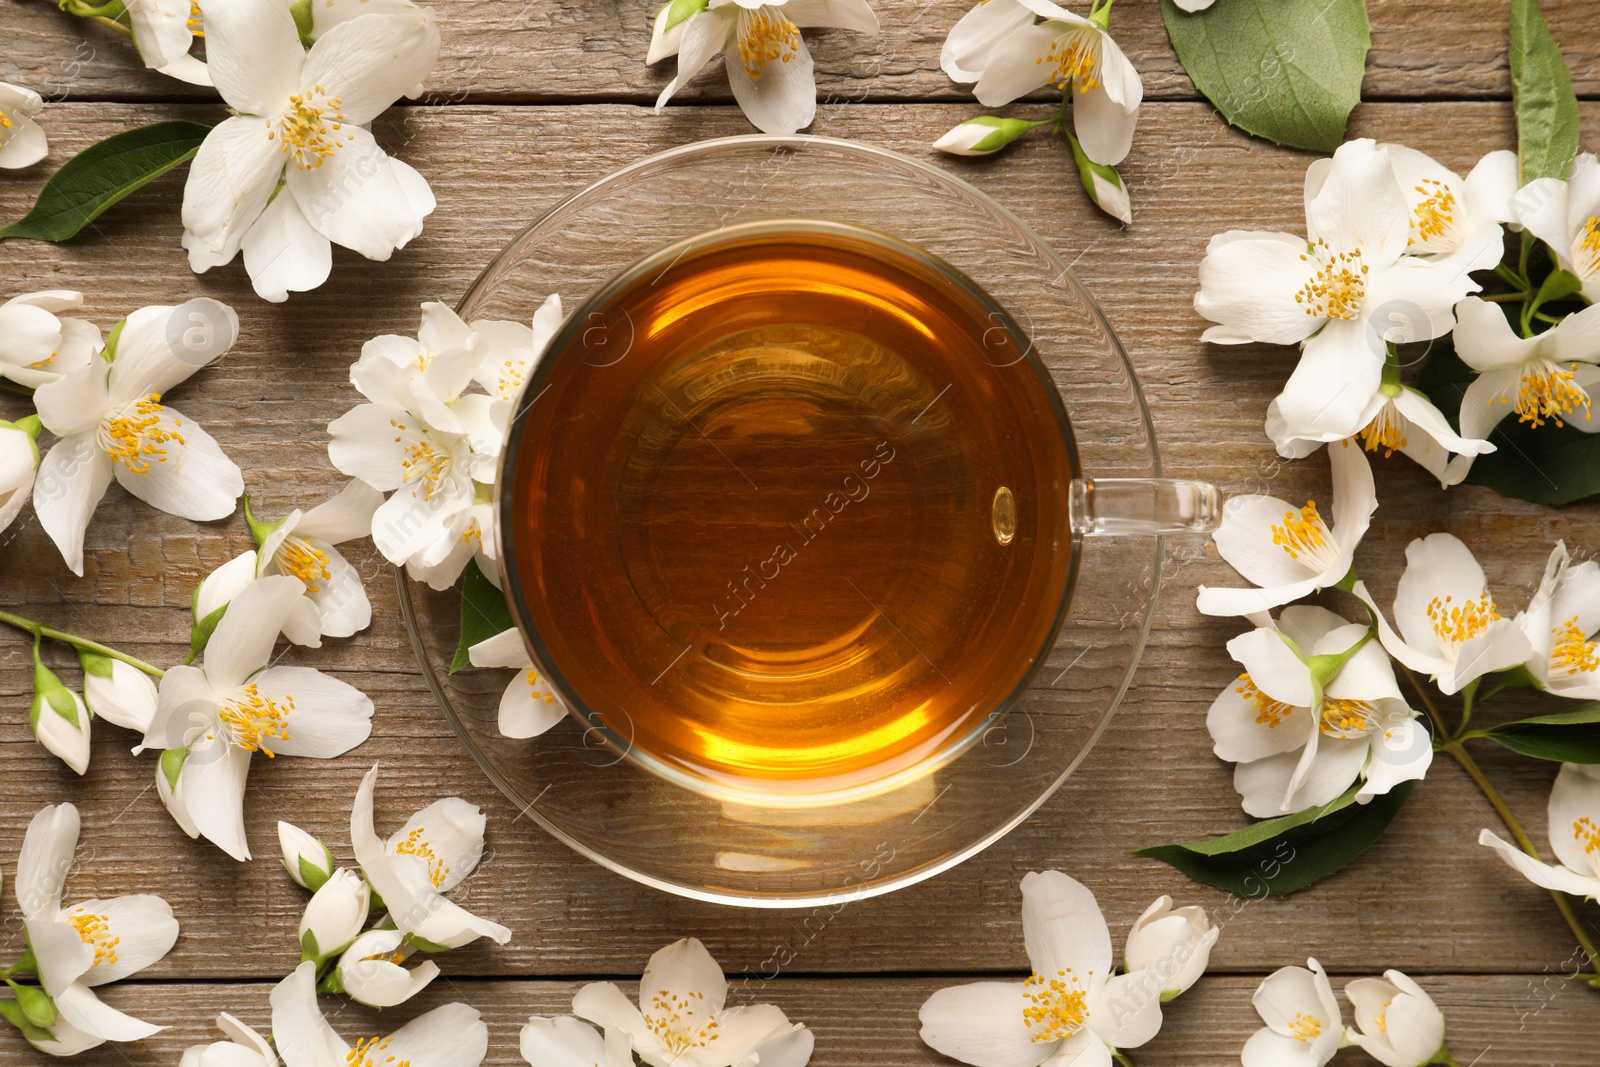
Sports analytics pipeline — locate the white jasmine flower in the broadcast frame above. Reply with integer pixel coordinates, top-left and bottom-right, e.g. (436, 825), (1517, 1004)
(404, 501), (497, 592)
(126, 0), (211, 85)
(0, 415), (40, 534)
(33, 298), (245, 576)
(193, 550), (323, 651)
(278, 821), (336, 891)
(270, 961), (488, 1067)
(76, 651), (159, 734)
(467, 627), (568, 740)
(1480, 763), (1600, 901)
(575, 936), (814, 1067)
(1242, 958), (1342, 1067)
(1515, 151), (1600, 303)
(155, 747), (200, 840)
(350, 763), (512, 949)
(1448, 296), (1600, 461)
(138, 576), (375, 860)
(179, 1013), (278, 1067)
(519, 1016), (611, 1067)
(1196, 140), (1481, 439)
(334, 928), (441, 1008)
(1124, 896), (1218, 998)
(252, 481), (384, 638)
(1385, 146), (1518, 273)
(0, 82), (47, 169)
(649, 0), (881, 135)
(1343, 970), (1449, 1067)
(941, 0), (1142, 166)
(1196, 440), (1375, 617)
(1265, 386), (1494, 489)
(918, 871), (1161, 1067)
(1210, 605), (1430, 817)
(1359, 533), (1533, 696)
(30, 655), (91, 776)
(14, 804), (178, 1056)
(1516, 541), (1600, 699)
(180, 0), (440, 302)
(297, 868), (370, 963)
(469, 292), (564, 403)
(0, 291), (101, 388)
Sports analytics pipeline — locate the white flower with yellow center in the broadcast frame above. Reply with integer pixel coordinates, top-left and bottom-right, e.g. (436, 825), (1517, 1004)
(1196, 439), (1376, 617)
(468, 626), (569, 740)
(334, 927), (442, 1008)
(574, 936), (814, 1067)
(649, 0), (881, 135)
(0, 81), (47, 169)
(1447, 296), (1600, 470)
(1342, 970), (1449, 1067)
(350, 763), (512, 950)
(270, 961), (488, 1067)
(250, 481), (384, 639)
(179, 1013), (278, 1067)
(919, 871), (1162, 1067)
(1359, 533), (1534, 696)
(941, 0), (1143, 166)
(1242, 958), (1343, 1067)
(0, 290), (101, 388)
(126, 0), (211, 85)
(1210, 605), (1429, 817)
(1515, 152), (1600, 304)
(138, 576), (375, 861)
(1480, 763), (1600, 901)
(33, 298), (245, 576)
(1516, 541), (1600, 700)
(1385, 146), (1518, 274)
(469, 292), (564, 404)
(1197, 139), (1482, 440)
(179, 0), (439, 302)
(13, 804), (178, 1058)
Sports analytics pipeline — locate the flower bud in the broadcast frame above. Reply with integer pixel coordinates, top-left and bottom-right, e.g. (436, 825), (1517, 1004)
(1344, 970), (1448, 1067)
(298, 868), (370, 963)
(77, 651), (159, 734)
(933, 116), (1046, 157)
(279, 821), (335, 891)
(1124, 895), (1218, 998)
(157, 748), (200, 839)
(1066, 131), (1132, 224)
(0, 416), (40, 535)
(30, 648), (90, 776)
(333, 928), (440, 1008)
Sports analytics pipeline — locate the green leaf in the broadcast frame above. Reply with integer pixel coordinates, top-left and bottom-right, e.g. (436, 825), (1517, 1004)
(450, 559), (514, 674)
(1159, 0), (1370, 154)
(1132, 782), (1414, 897)
(1532, 267), (1584, 312)
(0, 121), (211, 242)
(1480, 704), (1600, 763)
(1510, 0), (1580, 184)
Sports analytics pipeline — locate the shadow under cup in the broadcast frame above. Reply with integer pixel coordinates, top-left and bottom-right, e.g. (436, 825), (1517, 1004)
(497, 221), (1081, 808)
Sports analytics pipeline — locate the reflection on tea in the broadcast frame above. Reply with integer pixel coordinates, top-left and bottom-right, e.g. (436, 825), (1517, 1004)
(503, 224), (1078, 801)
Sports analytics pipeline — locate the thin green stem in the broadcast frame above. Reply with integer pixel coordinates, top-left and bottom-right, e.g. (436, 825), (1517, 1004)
(1495, 263), (1528, 290)
(1110, 1050), (1136, 1067)
(1458, 679), (1478, 734)
(92, 13), (131, 34)
(0, 610), (164, 678)
(1480, 291), (1531, 303)
(0, 380), (34, 398)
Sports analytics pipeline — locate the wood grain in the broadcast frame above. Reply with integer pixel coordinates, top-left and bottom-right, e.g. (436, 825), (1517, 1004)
(2, 97), (1599, 1061)
(4, 0), (1600, 106)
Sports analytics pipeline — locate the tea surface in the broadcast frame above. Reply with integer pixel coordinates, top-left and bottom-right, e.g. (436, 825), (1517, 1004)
(504, 225), (1077, 800)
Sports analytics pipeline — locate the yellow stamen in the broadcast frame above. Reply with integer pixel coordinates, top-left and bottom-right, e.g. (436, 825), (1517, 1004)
(280, 539), (333, 593)
(1036, 29), (1100, 94)
(1359, 401), (1409, 457)
(1490, 358), (1593, 429)
(394, 826), (451, 889)
(273, 85), (353, 170)
(347, 1036), (409, 1067)
(1271, 501), (1330, 561)
(1234, 673), (1296, 728)
(1574, 816), (1600, 856)
(527, 669), (557, 704)
(496, 359), (525, 400)
(187, 0), (203, 35)
(736, 8), (799, 81)
(1579, 216), (1600, 276)
(1551, 615), (1600, 675)
(1410, 179), (1456, 245)
(101, 393), (184, 474)
(1288, 1012), (1323, 1043)
(218, 682), (293, 757)
(1427, 591), (1500, 647)
(644, 988), (719, 1055)
(1295, 239), (1368, 320)
(1376, 999), (1391, 1034)
(1320, 697), (1379, 737)
(390, 418), (453, 500)
(1022, 969), (1091, 1042)
(67, 909), (120, 967)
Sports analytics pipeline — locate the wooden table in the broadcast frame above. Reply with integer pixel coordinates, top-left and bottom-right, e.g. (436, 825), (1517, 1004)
(4, 2), (1600, 1063)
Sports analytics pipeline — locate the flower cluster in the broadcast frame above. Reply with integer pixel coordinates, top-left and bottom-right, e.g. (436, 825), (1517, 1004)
(0, 804), (179, 1057)
(918, 871), (1216, 1067)
(934, 0), (1142, 223)
(1245, 959), (1454, 1067)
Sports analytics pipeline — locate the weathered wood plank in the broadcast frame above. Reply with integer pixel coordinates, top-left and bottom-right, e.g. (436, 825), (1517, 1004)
(0, 101), (1597, 987)
(0, 975), (1593, 1066)
(4, 0), (1599, 105)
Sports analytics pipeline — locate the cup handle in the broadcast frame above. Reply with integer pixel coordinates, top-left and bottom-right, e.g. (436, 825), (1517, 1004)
(1069, 477), (1221, 536)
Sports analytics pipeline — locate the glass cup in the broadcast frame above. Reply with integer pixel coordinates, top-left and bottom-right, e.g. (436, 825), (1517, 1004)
(399, 135), (1218, 907)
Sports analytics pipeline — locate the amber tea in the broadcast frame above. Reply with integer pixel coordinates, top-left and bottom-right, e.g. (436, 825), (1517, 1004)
(500, 222), (1079, 802)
